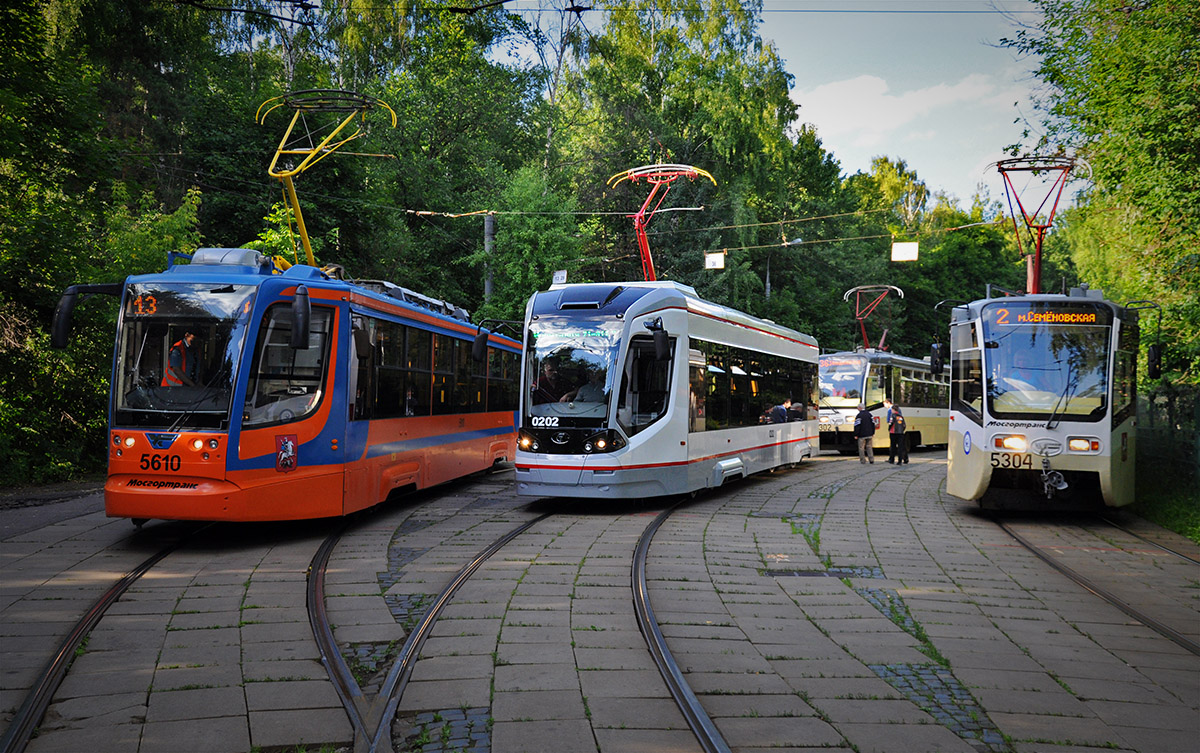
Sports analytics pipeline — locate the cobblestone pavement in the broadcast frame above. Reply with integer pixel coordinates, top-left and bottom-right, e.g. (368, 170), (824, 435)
(2, 451), (1197, 753)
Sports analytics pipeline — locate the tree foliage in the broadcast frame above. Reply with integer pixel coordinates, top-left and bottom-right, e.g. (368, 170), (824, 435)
(1005, 0), (1200, 380)
(2, 0), (1179, 484)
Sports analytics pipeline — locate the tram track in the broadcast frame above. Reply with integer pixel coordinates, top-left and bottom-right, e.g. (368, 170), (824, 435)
(0, 523), (211, 753)
(308, 492), (732, 753)
(994, 516), (1200, 657)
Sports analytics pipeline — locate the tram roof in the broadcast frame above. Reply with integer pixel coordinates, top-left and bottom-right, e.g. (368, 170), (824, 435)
(537, 280), (816, 346)
(129, 247), (510, 341)
(820, 349), (937, 372)
(952, 286), (1127, 323)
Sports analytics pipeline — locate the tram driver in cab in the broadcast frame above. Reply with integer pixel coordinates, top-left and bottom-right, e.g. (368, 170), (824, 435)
(162, 330), (200, 387)
(531, 360), (569, 404)
(999, 350), (1061, 395)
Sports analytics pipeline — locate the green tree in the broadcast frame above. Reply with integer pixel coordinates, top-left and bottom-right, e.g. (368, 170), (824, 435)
(1005, 0), (1200, 381)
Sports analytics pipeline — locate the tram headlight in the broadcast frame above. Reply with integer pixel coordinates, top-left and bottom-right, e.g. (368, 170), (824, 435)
(208, 438), (219, 450)
(993, 434), (1027, 452)
(582, 430), (625, 454)
(112, 434), (122, 446)
(518, 430), (540, 452)
(1068, 437), (1100, 453)
(123, 436), (136, 448)
(191, 439), (204, 451)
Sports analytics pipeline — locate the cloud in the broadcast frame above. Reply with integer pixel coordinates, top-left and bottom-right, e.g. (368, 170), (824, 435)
(793, 73), (1006, 152)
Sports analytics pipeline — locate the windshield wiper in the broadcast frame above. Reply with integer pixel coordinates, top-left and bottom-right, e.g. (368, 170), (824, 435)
(1045, 362), (1076, 430)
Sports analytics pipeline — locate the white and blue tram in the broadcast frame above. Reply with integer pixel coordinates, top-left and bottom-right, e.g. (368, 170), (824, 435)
(944, 286), (1140, 508)
(818, 350), (949, 453)
(513, 282), (820, 498)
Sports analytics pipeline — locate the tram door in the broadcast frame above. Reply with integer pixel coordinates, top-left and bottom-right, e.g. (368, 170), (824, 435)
(947, 320), (989, 500)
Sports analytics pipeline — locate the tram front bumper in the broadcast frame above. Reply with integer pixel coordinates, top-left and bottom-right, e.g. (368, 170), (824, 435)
(514, 459), (678, 499)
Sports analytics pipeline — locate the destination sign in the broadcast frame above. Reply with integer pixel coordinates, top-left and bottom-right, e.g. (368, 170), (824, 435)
(984, 302), (1112, 328)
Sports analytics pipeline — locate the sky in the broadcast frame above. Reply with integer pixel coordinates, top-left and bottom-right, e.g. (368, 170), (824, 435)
(757, 0), (1045, 210)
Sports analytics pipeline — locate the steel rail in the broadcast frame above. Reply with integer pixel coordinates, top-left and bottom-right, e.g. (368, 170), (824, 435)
(997, 519), (1200, 657)
(365, 512), (550, 753)
(1, 527), (206, 753)
(632, 501), (733, 753)
(306, 511), (550, 753)
(307, 522), (371, 742)
(1097, 515), (1200, 566)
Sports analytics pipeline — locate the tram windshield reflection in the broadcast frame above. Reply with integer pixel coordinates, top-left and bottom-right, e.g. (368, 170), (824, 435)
(524, 317), (622, 426)
(981, 301), (1112, 420)
(113, 283), (257, 430)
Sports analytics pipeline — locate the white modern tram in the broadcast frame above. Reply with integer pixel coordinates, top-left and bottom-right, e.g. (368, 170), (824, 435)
(819, 350), (949, 453)
(513, 282), (820, 499)
(944, 286), (1143, 508)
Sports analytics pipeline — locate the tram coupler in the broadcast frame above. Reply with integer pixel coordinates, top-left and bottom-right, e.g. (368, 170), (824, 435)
(1040, 457), (1068, 498)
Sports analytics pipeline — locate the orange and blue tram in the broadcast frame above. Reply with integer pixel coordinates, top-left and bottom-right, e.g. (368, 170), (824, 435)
(53, 247), (520, 522)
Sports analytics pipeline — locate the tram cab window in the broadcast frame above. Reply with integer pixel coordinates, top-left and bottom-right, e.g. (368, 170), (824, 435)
(244, 305), (333, 427)
(950, 324), (983, 424)
(617, 337), (673, 436)
(865, 367), (885, 409)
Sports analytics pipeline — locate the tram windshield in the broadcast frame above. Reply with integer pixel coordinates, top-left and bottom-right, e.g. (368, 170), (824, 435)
(819, 355), (867, 408)
(981, 301), (1113, 420)
(112, 282), (257, 430)
(524, 317), (622, 427)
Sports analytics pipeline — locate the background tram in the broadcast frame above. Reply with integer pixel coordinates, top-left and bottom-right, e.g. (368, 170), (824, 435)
(53, 247), (521, 522)
(819, 350), (949, 453)
(944, 286), (1139, 508)
(513, 281), (819, 499)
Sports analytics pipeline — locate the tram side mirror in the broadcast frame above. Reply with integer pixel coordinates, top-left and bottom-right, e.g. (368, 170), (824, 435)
(929, 343), (945, 374)
(472, 330), (490, 362)
(291, 285), (310, 349)
(653, 328), (670, 361)
(51, 282), (123, 349)
(51, 289), (80, 349)
(1147, 344), (1162, 380)
(352, 327), (373, 361)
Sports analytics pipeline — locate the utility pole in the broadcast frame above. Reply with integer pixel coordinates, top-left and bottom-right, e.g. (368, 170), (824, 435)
(483, 212), (495, 302)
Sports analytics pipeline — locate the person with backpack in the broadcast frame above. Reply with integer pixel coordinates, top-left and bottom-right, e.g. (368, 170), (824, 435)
(886, 400), (909, 464)
(853, 403), (875, 464)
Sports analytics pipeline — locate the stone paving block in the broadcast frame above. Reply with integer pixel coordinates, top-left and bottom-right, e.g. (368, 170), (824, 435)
(152, 662), (243, 691)
(24, 723), (143, 753)
(990, 711), (1119, 747)
(422, 634), (496, 656)
(496, 640), (577, 664)
(579, 668), (673, 699)
(593, 728), (702, 753)
(55, 666), (154, 699)
(814, 698), (935, 725)
(397, 677), (492, 710)
(494, 662), (580, 692)
(1108, 725), (1200, 753)
(409, 653), (494, 681)
(493, 717), (597, 753)
(492, 688), (587, 721)
(162, 625), (241, 647)
(158, 643), (241, 667)
(686, 670), (793, 695)
(701, 692), (817, 719)
(242, 658), (328, 682)
(244, 678), (343, 711)
(718, 715), (845, 748)
(240, 638), (319, 663)
(789, 676), (904, 700)
(146, 686), (247, 722)
(430, 616), (503, 637)
(586, 697), (690, 729)
(837, 721), (975, 753)
(249, 707), (352, 750)
(574, 647), (657, 671)
(139, 716), (252, 753)
(41, 692), (147, 727)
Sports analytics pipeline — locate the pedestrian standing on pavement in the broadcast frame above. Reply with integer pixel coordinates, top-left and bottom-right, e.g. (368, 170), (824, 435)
(887, 401), (909, 464)
(853, 403), (875, 464)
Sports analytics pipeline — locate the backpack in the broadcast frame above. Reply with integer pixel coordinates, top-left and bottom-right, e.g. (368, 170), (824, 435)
(891, 412), (906, 433)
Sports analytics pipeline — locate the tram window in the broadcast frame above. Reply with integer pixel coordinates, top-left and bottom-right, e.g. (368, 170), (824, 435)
(688, 362), (706, 432)
(350, 317), (375, 421)
(865, 368), (885, 408)
(705, 346), (730, 430)
(617, 337), (673, 436)
(952, 350), (984, 424)
(378, 321), (403, 367)
(1113, 320), (1138, 425)
(243, 305), (333, 427)
(407, 327), (432, 371)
